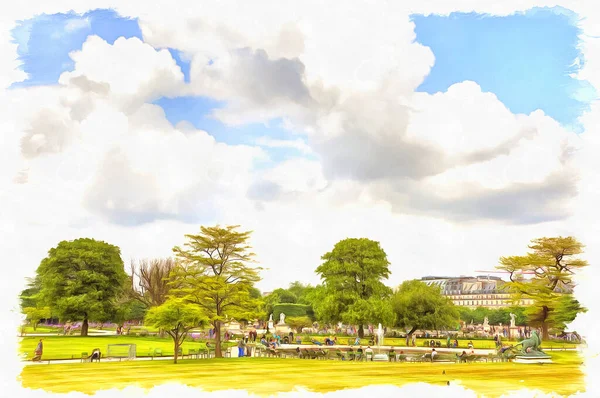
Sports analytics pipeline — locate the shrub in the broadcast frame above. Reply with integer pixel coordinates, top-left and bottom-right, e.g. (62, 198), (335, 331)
(273, 304), (313, 320)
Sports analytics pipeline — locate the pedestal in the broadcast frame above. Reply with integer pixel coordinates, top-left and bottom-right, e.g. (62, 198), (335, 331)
(267, 321), (274, 331)
(372, 353), (389, 362)
(514, 355), (552, 364)
(275, 323), (291, 335)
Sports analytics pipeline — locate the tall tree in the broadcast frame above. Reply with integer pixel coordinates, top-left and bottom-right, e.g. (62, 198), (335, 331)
(171, 225), (261, 358)
(392, 280), (458, 342)
(35, 238), (128, 336)
(314, 238), (394, 337)
(145, 298), (208, 364)
(497, 236), (588, 339)
(20, 277), (41, 309)
(128, 258), (176, 308)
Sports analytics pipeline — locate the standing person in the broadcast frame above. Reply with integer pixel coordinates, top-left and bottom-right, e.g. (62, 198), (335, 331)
(33, 339), (43, 361)
(411, 334), (416, 347)
(237, 338), (246, 358)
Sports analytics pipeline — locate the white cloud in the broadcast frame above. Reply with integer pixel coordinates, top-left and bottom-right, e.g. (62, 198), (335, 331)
(64, 17), (90, 32)
(255, 136), (314, 155)
(59, 35), (185, 110)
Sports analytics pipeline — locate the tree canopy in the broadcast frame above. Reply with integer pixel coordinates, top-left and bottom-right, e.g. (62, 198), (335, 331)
(171, 225), (261, 357)
(314, 238), (394, 337)
(35, 238), (128, 336)
(145, 298), (208, 363)
(497, 236), (588, 338)
(392, 280), (458, 337)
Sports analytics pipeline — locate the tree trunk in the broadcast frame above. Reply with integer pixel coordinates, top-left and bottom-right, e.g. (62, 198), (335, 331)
(358, 324), (364, 338)
(33, 322), (37, 331)
(173, 336), (179, 364)
(541, 306), (550, 340)
(81, 317), (89, 336)
(214, 322), (222, 358)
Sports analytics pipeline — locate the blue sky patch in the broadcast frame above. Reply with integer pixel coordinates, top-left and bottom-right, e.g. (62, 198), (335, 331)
(412, 7), (596, 132)
(11, 9), (141, 87)
(154, 96), (311, 163)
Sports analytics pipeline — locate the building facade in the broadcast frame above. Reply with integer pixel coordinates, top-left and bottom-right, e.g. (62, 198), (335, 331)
(420, 275), (534, 308)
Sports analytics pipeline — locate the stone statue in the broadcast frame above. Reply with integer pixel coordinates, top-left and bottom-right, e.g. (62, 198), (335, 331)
(483, 316), (489, 326)
(279, 312), (286, 324)
(514, 330), (545, 356)
(269, 313), (273, 322)
(509, 313), (516, 328)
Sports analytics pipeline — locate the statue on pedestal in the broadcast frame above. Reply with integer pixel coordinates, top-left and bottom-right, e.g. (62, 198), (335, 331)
(514, 330), (546, 356)
(279, 312), (286, 325)
(509, 313), (516, 328)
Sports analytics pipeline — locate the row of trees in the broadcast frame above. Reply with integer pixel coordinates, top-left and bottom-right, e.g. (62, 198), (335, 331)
(21, 226), (588, 362)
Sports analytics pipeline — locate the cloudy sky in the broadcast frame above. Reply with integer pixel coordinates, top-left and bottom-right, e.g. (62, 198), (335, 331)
(2, 1), (599, 296)
(2, 0), (600, 396)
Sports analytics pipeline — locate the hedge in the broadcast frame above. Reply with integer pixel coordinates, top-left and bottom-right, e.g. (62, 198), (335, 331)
(273, 303), (314, 321)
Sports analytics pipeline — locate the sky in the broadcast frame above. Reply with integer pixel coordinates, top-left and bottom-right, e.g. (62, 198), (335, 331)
(1, 1), (600, 397)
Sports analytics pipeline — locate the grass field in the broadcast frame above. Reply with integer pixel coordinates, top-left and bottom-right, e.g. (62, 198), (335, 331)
(20, 351), (584, 396)
(19, 336), (232, 360)
(19, 335), (579, 361)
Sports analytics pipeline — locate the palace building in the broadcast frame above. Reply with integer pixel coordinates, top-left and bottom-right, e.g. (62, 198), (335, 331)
(420, 275), (534, 308)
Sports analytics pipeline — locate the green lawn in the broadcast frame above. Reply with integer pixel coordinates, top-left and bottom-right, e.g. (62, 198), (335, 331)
(20, 352), (585, 396)
(20, 326), (63, 334)
(19, 336), (232, 360)
(20, 335), (578, 361)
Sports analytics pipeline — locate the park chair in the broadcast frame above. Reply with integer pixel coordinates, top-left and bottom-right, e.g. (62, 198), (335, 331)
(347, 351), (356, 361)
(365, 351), (373, 361)
(336, 350), (346, 361)
(397, 354), (407, 362)
(355, 352), (364, 361)
(221, 346), (231, 358)
(188, 348), (198, 359)
(266, 347), (280, 358)
(308, 350), (318, 359)
(81, 352), (89, 363)
(300, 349), (311, 359)
(154, 349), (163, 357)
(316, 349), (328, 360)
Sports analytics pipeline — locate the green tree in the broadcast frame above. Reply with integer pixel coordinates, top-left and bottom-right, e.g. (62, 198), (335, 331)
(314, 238), (394, 337)
(286, 316), (312, 333)
(171, 225), (261, 358)
(20, 277), (41, 309)
(497, 236), (588, 338)
(271, 288), (297, 303)
(288, 281), (315, 304)
(114, 299), (148, 325)
(35, 238), (128, 336)
(23, 306), (51, 331)
(145, 298), (208, 363)
(392, 280), (458, 343)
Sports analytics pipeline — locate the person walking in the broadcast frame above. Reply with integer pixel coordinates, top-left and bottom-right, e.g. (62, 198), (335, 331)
(33, 339), (43, 361)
